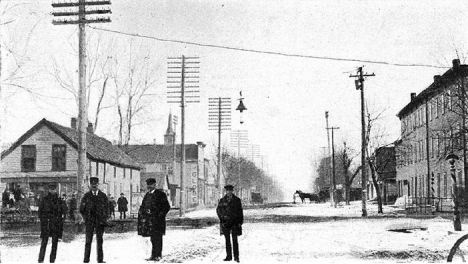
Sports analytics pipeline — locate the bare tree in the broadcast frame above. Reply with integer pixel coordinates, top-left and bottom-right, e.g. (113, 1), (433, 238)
(50, 34), (114, 132)
(365, 104), (393, 214)
(110, 42), (161, 145)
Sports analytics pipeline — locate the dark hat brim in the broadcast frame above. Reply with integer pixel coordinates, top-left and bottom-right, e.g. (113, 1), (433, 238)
(146, 178), (157, 185)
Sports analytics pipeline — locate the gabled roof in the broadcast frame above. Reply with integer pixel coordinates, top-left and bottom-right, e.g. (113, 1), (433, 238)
(1, 118), (141, 170)
(121, 144), (201, 164)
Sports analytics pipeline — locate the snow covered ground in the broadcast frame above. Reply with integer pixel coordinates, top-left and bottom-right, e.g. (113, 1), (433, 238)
(1, 201), (467, 263)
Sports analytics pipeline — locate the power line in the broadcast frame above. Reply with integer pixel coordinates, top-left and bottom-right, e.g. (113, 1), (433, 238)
(88, 26), (449, 69)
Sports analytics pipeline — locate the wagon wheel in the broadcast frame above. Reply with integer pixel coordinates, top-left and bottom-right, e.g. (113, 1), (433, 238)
(448, 234), (468, 262)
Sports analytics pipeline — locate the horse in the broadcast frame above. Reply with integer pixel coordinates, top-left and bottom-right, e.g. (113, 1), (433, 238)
(294, 190), (319, 204)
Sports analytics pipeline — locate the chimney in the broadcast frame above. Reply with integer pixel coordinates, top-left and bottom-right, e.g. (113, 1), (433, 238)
(87, 122), (94, 134)
(433, 75), (441, 82)
(410, 93), (416, 101)
(71, 117), (77, 130)
(453, 59), (461, 69)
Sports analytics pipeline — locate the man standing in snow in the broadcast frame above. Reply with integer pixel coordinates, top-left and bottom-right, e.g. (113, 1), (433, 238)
(38, 183), (65, 263)
(216, 184), (244, 263)
(137, 178), (171, 261)
(117, 193), (128, 219)
(80, 177), (109, 263)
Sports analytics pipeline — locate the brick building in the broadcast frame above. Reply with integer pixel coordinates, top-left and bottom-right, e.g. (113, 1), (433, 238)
(395, 59), (468, 206)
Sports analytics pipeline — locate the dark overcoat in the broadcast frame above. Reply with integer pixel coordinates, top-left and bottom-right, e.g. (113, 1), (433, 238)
(38, 193), (65, 239)
(217, 194), (243, 236)
(117, 197), (128, 212)
(137, 190), (170, 237)
(79, 190), (109, 227)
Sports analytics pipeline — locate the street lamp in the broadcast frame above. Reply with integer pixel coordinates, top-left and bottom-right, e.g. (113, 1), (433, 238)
(236, 93), (247, 124)
(236, 92), (247, 198)
(446, 152), (462, 231)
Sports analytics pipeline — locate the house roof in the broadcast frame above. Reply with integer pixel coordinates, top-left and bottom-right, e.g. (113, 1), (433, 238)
(121, 144), (201, 163)
(1, 118), (141, 170)
(397, 63), (468, 119)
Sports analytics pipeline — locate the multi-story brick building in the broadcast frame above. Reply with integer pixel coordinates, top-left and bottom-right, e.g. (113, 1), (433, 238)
(396, 59), (468, 206)
(0, 118), (141, 213)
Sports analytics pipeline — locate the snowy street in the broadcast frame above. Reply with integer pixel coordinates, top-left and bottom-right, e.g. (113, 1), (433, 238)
(1, 202), (465, 263)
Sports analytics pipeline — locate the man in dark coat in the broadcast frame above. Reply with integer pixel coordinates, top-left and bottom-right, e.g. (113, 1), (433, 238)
(80, 177), (109, 263)
(108, 196), (116, 220)
(38, 183), (64, 263)
(2, 188), (10, 208)
(117, 193), (128, 219)
(61, 194), (68, 220)
(216, 184), (244, 263)
(69, 194), (77, 222)
(137, 178), (170, 261)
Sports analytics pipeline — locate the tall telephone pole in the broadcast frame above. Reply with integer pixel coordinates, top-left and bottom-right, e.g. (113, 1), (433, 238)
(325, 111), (331, 187)
(350, 66), (375, 217)
(208, 97), (232, 201)
(52, 0), (111, 202)
(167, 56), (200, 217)
(327, 126), (340, 207)
(230, 130), (248, 197)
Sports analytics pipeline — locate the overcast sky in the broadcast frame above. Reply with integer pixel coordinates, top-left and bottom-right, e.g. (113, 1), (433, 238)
(1, 0), (468, 195)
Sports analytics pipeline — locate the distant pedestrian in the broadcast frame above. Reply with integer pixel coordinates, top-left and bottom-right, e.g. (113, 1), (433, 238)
(80, 177), (109, 263)
(2, 188), (10, 208)
(38, 183), (65, 263)
(69, 194), (77, 222)
(13, 184), (22, 205)
(108, 196), (116, 220)
(217, 184), (244, 263)
(117, 193), (128, 219)
(137, 178), (170, 261)
(61, 194), (68, 220)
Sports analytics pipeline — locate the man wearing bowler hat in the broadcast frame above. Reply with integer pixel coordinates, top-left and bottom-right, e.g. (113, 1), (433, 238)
(80, 177), (109, 263)
(38, 183), (65, 263)
(217, 184), (244, 262)
(137, 178), (170, 261)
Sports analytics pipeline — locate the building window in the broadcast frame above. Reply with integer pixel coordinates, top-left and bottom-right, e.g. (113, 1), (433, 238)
(21, 145), (36, 172)
(437, 173), (441, 198)
(123, 168), (126, 178)
(444, 173), (448, 197)
(422, 104), (426, 124)
(96, 162), (99, 176)
(114, 167), (116, 178)
(52, 144), (66, 171)
(103, 164), (106, 183)
(441, 94), (445, 114)
(448, 90), (452, 110)
(130, 169), (132, 179)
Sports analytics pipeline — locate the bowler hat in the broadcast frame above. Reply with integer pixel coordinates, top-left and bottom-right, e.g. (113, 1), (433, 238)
(146, 178), (156, 185)
(90, 177), (99, 184)
(224, 184), (234, 190)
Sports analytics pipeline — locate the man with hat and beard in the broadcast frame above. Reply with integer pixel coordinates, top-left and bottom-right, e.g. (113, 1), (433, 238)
(38, 183), (65, 263)
(216, 184), (244, 262)
(137, 178), (170, 261)
(80, 177), (109, 263)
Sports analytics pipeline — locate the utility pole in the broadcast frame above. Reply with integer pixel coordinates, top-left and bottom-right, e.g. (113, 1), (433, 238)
(208, 97), (232, 201)
(167, 56), (200, 217)
(325, 111), (331, 188)
(230, 130), (248, 197)
(460, 66), (468, 204)
(350, 66), (375, 217)
(327, 126), (340, 207)
(52, 0), (111, 203)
